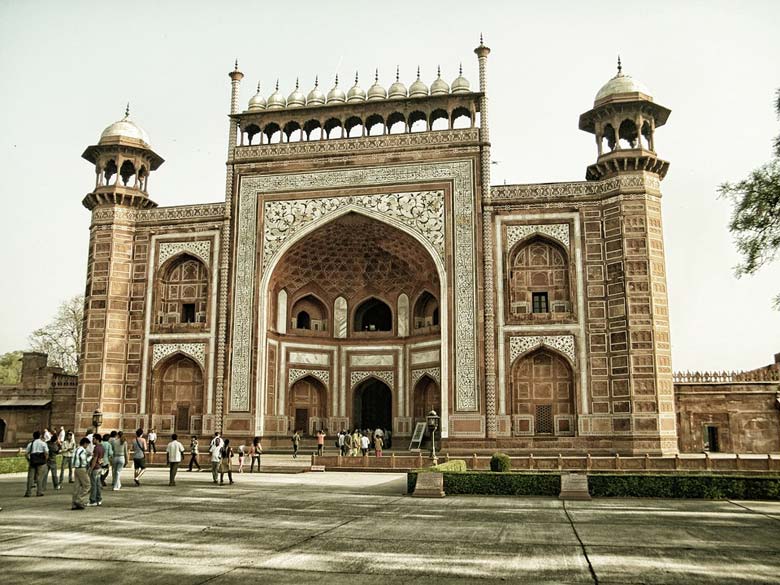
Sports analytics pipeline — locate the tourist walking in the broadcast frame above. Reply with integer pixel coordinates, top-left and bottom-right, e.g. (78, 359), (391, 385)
(237, 443), (246, 472)
(209, 436), (222, 483)
(219, 439), (234, 485)
(250, 436), (263, 472)
(188, 435), (201, 471)
(316, 429), (325, 456)
(112, 431), (128, 490)
(87, 434), (104, 506)
(166, 433), (185, 486)
(132, 429), (147, 486)
(147, 428), (157, 454)
(338, 431), (346, 456)
(57, 426), (66, 442)
(100, 432), (114, 486)
(24, 431), (48, 497)
(43, 434), (61, 490)
(60, 430), (75, 484)
(291, 430), (301, 459)
(42, 427), (52, 442)
(351, 429), (360, 457)
(375, 434), (383, 457)
(71, 437), (91, 510)
(360, 433), (370, 456)
(343, 431), (353, 456)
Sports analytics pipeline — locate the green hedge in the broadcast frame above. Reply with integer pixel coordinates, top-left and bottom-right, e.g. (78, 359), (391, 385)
(490, 452), (511, 472)
(430, 460), (467, 473)
(408, 471), (561, 496)
(0, 456), (30, 474)
(589, 474), (780, 500)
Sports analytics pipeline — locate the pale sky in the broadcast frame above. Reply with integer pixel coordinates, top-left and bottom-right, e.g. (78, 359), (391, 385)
(1, 0), (778, 371)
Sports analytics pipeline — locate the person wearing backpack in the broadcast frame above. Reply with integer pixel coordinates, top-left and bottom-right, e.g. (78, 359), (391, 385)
(24, 430), (48, 497)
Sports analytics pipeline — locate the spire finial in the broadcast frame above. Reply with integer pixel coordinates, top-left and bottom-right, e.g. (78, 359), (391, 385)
(617, 55), (622, 75)
(335, 73), (339, 86)
(459, 62), (463, 75)
(355, 71), (359, 84)
(234, 59), (239, 71)
(480, 32), (484, 46)
(125, 102), (130, 117)
(295, 77), (299, 89)
(315, 75), (319, 87)
(395, 65), (400, 82)
(416, 65), (421, 79)
(437, 65), (441, 78)
(275, 79), (279, 91)
(375, 68), (379, 82)
(256, 81), (261, 92)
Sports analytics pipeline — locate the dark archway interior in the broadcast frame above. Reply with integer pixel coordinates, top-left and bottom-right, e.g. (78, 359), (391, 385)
(354, 298), (392, 331)
(353, 379), (392, 430)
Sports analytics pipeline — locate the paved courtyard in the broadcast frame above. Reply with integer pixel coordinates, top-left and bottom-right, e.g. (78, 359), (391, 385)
(1, 460), (779, 584)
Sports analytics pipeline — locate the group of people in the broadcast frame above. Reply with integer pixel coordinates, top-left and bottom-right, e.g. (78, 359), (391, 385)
(335, 428), (389, 457)
(22, 428), (265, 510)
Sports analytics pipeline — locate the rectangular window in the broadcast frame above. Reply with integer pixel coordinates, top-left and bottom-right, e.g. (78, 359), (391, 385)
(532, 292), (549, 314)
(182, 303), (196, 323)
(535, 404), (553, 434)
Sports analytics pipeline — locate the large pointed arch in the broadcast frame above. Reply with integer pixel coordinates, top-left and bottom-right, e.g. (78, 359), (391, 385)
(254, 205), (448, 437)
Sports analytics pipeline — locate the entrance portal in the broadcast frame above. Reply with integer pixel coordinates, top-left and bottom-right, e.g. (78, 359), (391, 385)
(352, 378), (392, 431)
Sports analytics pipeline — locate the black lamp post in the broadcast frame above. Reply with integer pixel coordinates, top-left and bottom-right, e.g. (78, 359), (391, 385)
(92, 409), (103, 436)
(426, 409), (440, 466)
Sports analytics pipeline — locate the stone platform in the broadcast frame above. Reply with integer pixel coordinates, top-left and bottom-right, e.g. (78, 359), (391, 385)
(1, 466), (779, 584)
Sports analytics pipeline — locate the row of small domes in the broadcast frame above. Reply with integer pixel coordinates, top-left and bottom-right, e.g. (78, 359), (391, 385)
(247, 66), (470, 111)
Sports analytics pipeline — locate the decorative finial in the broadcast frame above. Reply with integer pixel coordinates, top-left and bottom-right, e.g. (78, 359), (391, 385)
(617, 55), (622, 75)
(314, 75), (319, 87)
(374, 68), (379, 82)
(275, 79), (279, 91)
(125, 102), (130, 117)
(355, 71), (359, 84)
(256, 81), (261, 92)
(234, 59), (239, 71)
(334, 73), (339, 86)
(416, 65), (421, 79)
(295, 77), (299, 89)
(437, 65), (442, 78)
(395, 66), (400, 82)
(459, 63), (463, 75)
(480, 32), (484, 46)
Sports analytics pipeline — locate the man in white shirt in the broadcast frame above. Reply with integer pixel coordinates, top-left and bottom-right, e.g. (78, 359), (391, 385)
(24, 431), (49, 497)
(360, 433), (370, 457)
(166, 434), (185, 486)
(148, 429), (158, 453)
(71, 437), (91, 510)
(208, 435), (223, 484)
(57, 426), (66, 442)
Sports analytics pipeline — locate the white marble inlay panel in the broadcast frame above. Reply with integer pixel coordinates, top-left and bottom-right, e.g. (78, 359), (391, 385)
(509, 335), (576, 365)
(411, 349), (440, 366)
(350, 354), (394, 367)
(158, 240), (212, 267)
(152, 343), (206, 370)
(505, 224), (570, 251)
(288, 351), (329, 366)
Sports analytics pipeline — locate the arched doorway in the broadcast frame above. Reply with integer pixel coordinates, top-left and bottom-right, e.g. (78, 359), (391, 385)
(153, 354), (204, 433)
(352, 378), (392, 431)
(288, 376), (326, 435)
(0, 418), (6, 443)
(412, 376), (440, 423)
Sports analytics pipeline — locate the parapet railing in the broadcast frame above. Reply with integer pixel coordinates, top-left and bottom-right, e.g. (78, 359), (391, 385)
(673, 370), (780, 383)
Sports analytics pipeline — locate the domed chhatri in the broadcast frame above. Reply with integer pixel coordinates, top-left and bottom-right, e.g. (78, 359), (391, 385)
(99, 104), (151, 146)
(327, 75), (346, 104)
(248, 82), (267, 111)
(347, 72), (366, 103)
(430, 66), (450, 96)
(307, 76), (326, 106)
(594, 57), (652, 103)
(409, 66), (429, 98)
(367, 69), (387, 101)
(387, 66), (408, 99)
(287, 78), (306, 108)
(451, 63), (470, 94)
(267, 80), (286, 110)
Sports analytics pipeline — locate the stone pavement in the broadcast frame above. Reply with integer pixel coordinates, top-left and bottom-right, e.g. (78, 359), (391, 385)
(1, 464), (779, 584)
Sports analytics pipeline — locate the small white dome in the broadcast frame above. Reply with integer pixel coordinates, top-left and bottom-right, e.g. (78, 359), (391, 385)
(347, 73), (366, 103)
(367, 69), (387, 101)
(430, 66), (450, 96)
(307, 77), (325, 106)
(388, 66), (407, 99)
(99, 106), (150, 145)
(408, 67), (428, 98)
(287, 78), (306, 108)
(267, 80), (286, 110)
(595, 60), (652, 102)
(327, 75), (346, 104)
(451, 64), (470, 94)
(248, 82), (267, 111)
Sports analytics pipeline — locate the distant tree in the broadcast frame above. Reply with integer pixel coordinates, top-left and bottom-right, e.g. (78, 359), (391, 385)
(0, 351), (23, 384)
(28, 295), (84, 374)
(719, 89), (780, 308)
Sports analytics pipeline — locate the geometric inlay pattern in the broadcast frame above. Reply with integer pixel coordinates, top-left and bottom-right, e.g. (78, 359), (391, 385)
(158, 240), (211, 268)
(411, 367), (441, 386)
(263, 191), (444, 269)
(288, 368), (330, 387)
(350, 370), (394, 390)
(509, 335), (576, 365)
(506, 223), (569, 251)
(152, 343), (206, 370)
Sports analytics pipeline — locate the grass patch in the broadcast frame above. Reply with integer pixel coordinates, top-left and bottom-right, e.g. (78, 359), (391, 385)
(0, 456), (30, 474)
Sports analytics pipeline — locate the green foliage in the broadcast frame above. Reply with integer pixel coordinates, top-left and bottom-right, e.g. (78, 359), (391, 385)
(0, 351), (23, 384)
(0, 456), (30, 474)
(490, 452), (511, 472)
(719, 89), (780, 308)
(588, 474), (780, 500)
(28, 294), (84, 374)
(431, 459), (467, 472)
(407, 471), (560, 496)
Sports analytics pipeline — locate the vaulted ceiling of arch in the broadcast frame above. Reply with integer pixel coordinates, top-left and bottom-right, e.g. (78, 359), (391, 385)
(271, 213), (439, 302)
